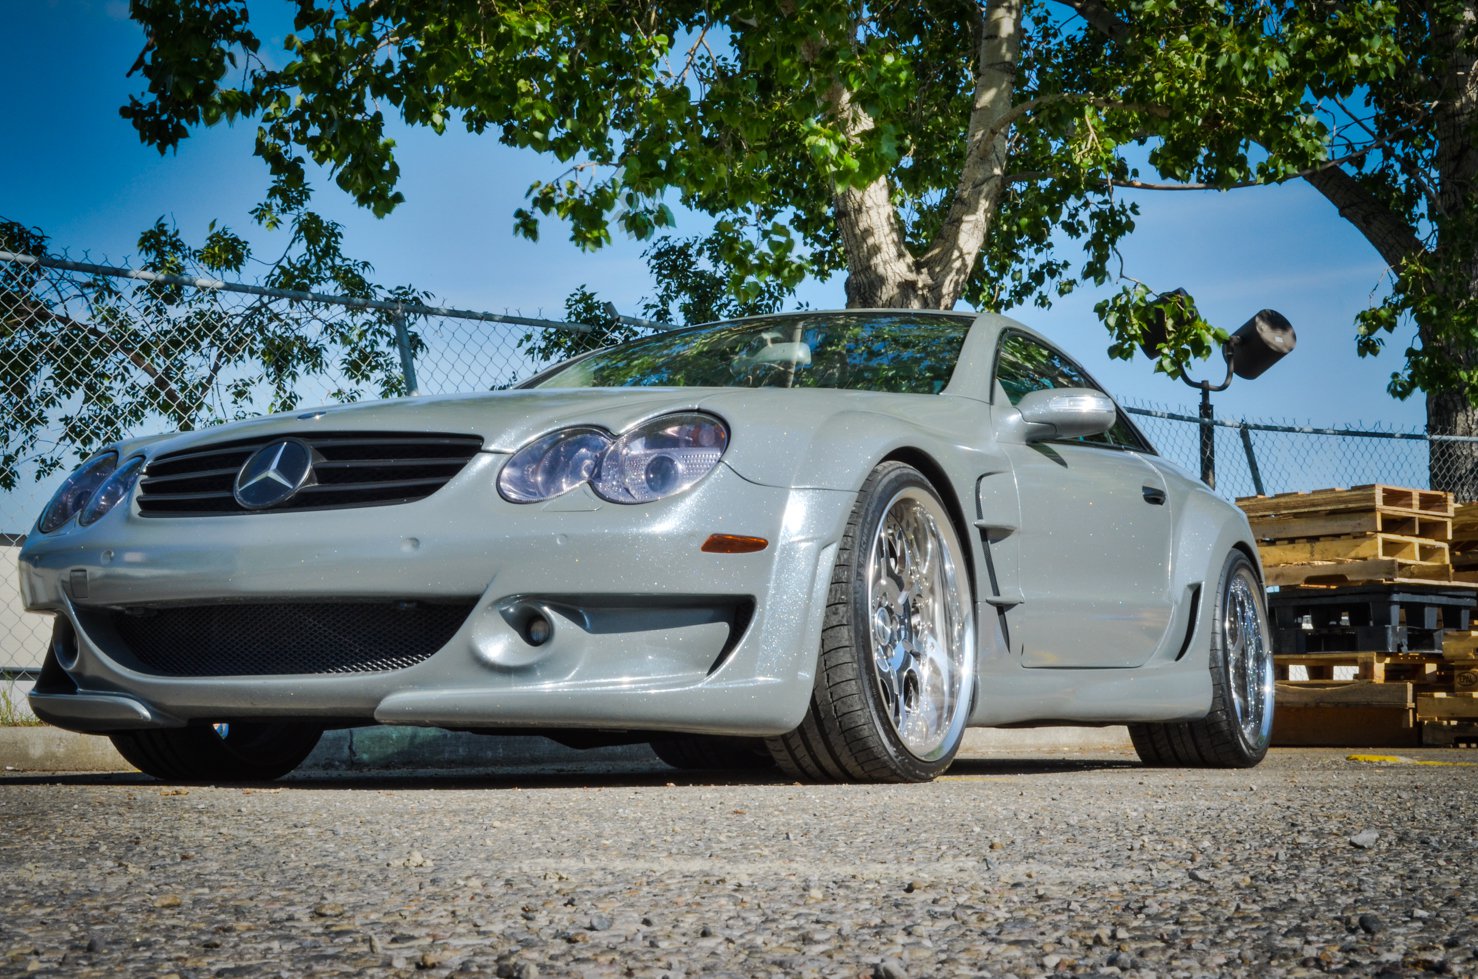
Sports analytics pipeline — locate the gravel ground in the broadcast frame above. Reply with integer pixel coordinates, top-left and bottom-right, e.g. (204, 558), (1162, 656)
(2, 746), (1475, 978)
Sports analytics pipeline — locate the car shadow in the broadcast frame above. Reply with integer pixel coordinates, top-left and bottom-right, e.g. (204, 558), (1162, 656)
(1, 754), (1140, 791)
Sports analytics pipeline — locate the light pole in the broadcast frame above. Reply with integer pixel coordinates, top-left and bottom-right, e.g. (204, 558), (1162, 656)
(1141, 297), (1297, 490)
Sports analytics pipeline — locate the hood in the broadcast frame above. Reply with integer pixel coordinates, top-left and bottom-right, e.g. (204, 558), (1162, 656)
(126, 389), (719, 458)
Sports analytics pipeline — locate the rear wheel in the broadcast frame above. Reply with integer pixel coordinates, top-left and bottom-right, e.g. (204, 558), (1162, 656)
(768, 462), (975, 783)
(110, 722), (323, 783)
(1130, 550), (1273, 768)
(649, 735), (774, 771)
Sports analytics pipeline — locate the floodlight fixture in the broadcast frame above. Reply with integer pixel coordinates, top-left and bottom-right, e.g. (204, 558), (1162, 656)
(1140, 290), (1297, 490)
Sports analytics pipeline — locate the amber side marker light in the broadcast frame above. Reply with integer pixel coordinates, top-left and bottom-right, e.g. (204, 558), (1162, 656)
(702, 534), (769, 554)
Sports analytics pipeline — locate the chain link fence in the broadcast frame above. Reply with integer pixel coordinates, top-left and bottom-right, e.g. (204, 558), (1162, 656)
(4, 247), (1475, 704)
(0, 249), (625, 702)
(1119, 401), (1473, 501)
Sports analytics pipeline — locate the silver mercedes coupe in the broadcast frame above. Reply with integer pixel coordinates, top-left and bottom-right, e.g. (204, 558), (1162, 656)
(18, 310), (1274, 782)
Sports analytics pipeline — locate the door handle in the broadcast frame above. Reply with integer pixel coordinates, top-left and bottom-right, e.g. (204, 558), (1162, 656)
(1142, 486), (1167, 506)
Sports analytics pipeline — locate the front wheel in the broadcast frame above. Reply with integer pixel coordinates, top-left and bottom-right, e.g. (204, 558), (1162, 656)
(110, 722), (323, 783)
(1130, 550), (1273, 768)
(768, 462), (976, 783)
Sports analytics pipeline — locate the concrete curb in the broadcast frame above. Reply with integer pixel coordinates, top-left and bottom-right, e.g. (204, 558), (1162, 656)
(0, 724), (1135, 774)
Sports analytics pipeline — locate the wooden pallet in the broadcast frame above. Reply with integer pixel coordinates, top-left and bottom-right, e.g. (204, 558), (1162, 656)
(1276, 651), (1444, 684)
(1257, 533), (1450, 566)
(1418, 691), (1478, 721)
(1451, 501), (1478, 537)
(1262, 559), (1468, 589)
(1238, 484), (1454, 519)
(1443, 630), (1478, 659)
(1240, 485), (1462, 588)
(1273, 680), (1419, 747)
(1249, 510), (1452, 542)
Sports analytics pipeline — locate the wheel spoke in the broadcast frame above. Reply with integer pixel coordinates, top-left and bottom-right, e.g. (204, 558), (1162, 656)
(865, 493), (971, 760)
(1223, 569), (1271, 747)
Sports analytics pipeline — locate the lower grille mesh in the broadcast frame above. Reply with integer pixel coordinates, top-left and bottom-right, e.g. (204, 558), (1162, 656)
(110, 600), (477, 677)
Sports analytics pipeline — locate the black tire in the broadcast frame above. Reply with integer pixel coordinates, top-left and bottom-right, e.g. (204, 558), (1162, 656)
(1130, 550), (1273, 768)
(767, 462), (975, 783)
(648, 735), (775, 771)
(110, 722), (323, 783)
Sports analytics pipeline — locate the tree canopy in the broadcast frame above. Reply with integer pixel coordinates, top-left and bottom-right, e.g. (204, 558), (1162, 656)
(1279, 2), (1478, 464)
(124, 1), (1399, 331)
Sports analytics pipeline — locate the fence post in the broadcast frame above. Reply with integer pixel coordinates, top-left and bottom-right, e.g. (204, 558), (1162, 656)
(392, 305), (420, 397)
(1238, 423), (1265, 497)
(1198, 384), (1216, 489)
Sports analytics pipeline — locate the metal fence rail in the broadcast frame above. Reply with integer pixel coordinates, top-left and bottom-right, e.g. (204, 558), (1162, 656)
(1120, 401), (1478, 502)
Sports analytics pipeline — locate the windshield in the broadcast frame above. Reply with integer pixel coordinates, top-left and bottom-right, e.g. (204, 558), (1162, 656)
(527, 312), (973, 394)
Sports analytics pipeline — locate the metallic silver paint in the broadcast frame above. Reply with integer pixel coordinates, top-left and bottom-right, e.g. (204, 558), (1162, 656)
(20, 310), (1262, 743)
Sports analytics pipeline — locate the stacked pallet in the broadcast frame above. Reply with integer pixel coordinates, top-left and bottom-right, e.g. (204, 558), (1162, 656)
(1237, 485), (1455, 588)
(1423, 630), (1478, 733)
(1448, 503), (1478, 583)
(1268, 585), (1478, 746)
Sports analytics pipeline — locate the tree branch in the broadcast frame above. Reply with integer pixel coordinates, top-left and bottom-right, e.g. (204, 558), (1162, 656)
(1048, 0), (1130, 43)
(1302, 165), (1425, 268)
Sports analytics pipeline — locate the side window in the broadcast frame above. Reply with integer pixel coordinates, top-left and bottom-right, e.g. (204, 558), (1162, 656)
(994, 332), (1153, 452)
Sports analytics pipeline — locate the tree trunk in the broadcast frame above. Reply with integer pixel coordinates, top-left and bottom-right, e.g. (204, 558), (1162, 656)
(833, 1), (1025, 310)
(834, 177), (932, 308)
(1422, 4), (1477, 498)
(1425, 250), (1478, 500)
(1427, 385), (1478, 502)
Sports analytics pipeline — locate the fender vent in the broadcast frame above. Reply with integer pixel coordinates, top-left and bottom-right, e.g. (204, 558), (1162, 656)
(1174, 586), (1202, 661)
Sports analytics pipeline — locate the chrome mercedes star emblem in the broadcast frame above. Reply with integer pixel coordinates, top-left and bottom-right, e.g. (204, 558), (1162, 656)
(233, 439), (316, 510)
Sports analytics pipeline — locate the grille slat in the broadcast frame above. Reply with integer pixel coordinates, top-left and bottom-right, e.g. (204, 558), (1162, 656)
(298, 477), (448, 495)
(109, 600), (477, 676)
(314, 456), (475, 471)
(135, 490), (238, 503)
(137, 431), (483, 516)
(141, 466), (244, 486)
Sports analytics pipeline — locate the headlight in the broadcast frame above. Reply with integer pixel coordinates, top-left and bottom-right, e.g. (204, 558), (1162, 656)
(497, 412), (729, 504)
(497, 427), (611, 503)
(79, 456), (145, 526)
(37, 452), (118, 533)
(591, 413), (728, 503)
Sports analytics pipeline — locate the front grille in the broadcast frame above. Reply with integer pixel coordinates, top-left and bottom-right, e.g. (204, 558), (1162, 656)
(109, 600), (478, 677)
(137, 431), (484, 516)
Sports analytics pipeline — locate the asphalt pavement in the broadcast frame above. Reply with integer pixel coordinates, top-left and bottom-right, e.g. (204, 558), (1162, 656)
(3, 747), (1476, 977)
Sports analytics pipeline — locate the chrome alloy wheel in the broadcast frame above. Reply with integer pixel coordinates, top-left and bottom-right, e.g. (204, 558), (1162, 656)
(1223, 564), (1274, 748)
(865, 489), (973, 760)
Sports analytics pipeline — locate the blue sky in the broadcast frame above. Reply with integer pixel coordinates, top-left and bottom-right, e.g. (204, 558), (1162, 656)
(4, 0), (1423, 434)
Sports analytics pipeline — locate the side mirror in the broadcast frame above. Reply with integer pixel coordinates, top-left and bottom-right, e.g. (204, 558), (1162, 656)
(1010, 388), (1118, 443)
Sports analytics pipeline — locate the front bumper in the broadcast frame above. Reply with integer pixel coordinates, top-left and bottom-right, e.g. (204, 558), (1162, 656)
(20, 457), (852, 736)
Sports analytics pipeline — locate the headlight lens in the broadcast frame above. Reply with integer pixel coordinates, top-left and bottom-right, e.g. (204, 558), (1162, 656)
(592, 413), (729, 504)
(37, 452), (118, 533)
(497, 412), (728, 504)
(79, 456), (144, 526)
(497, 427), (612, 503)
